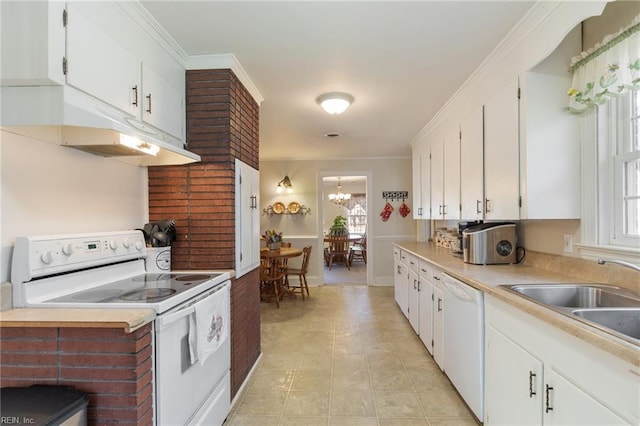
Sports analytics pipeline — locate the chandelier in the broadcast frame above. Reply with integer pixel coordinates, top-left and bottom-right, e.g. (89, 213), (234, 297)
(328, 177), (351, 206)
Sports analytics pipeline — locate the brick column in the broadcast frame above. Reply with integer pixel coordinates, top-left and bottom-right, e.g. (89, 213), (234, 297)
(148, 69), (260, 398)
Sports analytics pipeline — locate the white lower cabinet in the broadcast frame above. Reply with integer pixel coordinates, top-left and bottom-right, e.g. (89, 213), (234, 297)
(417, 261), (433, 354)
(407, 255), (419, 331)
(393, 248), (409, 318)
(432, 271), (444, 370)
(485, 296), (635, 425)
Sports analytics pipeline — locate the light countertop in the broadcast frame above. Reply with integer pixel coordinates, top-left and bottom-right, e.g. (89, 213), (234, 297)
(394, 242), (640, 366)
(0, 307), (155, 333)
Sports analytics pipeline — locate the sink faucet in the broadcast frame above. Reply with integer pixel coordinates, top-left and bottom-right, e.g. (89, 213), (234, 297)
(597, 258), (640, 272)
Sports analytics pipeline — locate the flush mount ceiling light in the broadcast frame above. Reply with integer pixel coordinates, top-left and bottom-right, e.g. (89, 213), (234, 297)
(276, 175), (293, 194)
(316, 92), (354, 115)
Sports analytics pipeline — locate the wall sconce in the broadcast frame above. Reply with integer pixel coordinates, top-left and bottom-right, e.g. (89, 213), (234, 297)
(276, 176), (293, 193)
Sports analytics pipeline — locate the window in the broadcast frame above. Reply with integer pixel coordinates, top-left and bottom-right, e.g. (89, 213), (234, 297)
(597, 89), (640, 249)
(345, 193), (367, 235)
(614, 90), (640, 243)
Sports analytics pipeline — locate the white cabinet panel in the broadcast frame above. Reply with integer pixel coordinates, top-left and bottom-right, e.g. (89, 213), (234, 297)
(430, 138), (445, 219)
(460, 106), (484, 220)
(235, 159), (260, 277)
(443, 127), (461, 220)
(66, 3), (140, 116)
(432, 272), (444, 370)
(484, 78), (520, 220)
(393, 250), (409, 318)
(544, 368), (628, 426)
(412, 147), (431, 219)
(1, 1), (66, 86)
(142, 64), (184, 140)
(485, 326), (543, 425)
(417, 261), (433, 353)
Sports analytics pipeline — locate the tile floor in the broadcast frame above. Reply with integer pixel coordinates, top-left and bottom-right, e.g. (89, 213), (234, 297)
(225, 286), (478, 426)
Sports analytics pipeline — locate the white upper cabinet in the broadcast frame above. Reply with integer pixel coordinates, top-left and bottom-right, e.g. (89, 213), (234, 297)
(460, 106), (484, 220)
(141, 64), (184, 140)
(430, 137), (445, 219)
(65, 3), (185, 141)
(412, 145), (431, 219)
(65, 3), (140, 116)
(1, 1), (186, 143)
(430, 128), (461, 220)
(483, 78), (521, 220)
(0, 1), (66, 86)
(443, 127), (461, 220)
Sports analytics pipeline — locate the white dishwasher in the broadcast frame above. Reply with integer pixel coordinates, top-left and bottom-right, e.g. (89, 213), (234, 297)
(442, 273), (484, 421)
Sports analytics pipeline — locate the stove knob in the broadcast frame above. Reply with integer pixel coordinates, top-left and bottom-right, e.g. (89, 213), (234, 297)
(135, 241), (144, 251)
(109, 240), (119, 250)
(62, 243), (74, 256)
(41, 251), (53, 264)
(123, 238), (132, 249)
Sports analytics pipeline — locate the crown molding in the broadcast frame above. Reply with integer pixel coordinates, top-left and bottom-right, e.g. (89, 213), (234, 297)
(119, 1), (190, 66)
(410, 0), (608, 147)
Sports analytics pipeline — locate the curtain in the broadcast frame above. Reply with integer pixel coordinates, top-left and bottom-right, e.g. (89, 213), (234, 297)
(346, 193), (366, 211)
(568, 15), (640, 113)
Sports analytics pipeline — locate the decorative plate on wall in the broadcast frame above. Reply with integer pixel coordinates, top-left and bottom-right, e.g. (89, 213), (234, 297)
(287, 202), (301, 214)
(272, 202), (285, 214)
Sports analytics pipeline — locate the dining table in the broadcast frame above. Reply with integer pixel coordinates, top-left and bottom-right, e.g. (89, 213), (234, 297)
(259, 246), (304, 304)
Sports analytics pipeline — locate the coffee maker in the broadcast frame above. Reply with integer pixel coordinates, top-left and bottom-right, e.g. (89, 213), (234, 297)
(453, 220), (483, 256)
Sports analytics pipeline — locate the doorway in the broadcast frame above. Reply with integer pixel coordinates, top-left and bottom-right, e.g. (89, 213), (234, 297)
(319, 174), (370, 285)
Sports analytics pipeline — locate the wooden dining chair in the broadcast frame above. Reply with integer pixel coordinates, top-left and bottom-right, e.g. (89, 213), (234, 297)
(325, 235), (351, 270)
(259, 257), (286, 308)
(285, 246), (312, 300)
(348, 234), (367, 265)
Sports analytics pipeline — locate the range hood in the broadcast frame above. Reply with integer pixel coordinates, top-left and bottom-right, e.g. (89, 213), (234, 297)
(0, 85), (201, 167)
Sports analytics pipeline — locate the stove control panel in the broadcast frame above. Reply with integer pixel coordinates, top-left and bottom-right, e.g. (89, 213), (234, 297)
(11, 230), (147, 284)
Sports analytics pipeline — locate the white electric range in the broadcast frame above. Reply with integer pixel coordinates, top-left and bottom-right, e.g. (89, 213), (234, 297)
(11, 230), (231, 426)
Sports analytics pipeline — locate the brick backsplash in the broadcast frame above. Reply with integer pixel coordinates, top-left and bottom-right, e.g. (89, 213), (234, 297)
(0, 324), (153, 425)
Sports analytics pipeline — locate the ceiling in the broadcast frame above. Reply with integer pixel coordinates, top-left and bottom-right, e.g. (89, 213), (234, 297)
(141, 1), (535, 161)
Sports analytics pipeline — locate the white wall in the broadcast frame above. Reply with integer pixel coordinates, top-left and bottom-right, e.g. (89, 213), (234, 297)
(260, 158), (415, 285)
(0, 128), (147, 283)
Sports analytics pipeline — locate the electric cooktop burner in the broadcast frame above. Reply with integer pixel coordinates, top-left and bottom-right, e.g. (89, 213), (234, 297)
(46, 272), (223, 305)
(120, 288), (177, 301)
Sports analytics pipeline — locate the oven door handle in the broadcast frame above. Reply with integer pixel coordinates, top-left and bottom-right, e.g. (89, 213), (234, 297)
(159, 305), (196, 328)
(158, 281), (230, 329)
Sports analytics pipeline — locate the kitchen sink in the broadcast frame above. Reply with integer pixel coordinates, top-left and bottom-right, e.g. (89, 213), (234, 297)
(506, 284), (639, 308)
(501, 284), (640, 345)
(572, 308), (640, 340)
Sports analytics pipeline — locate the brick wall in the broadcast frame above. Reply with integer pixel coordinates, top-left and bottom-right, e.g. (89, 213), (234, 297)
(148, 68), (260, 399)
(0, 324), (153, 425)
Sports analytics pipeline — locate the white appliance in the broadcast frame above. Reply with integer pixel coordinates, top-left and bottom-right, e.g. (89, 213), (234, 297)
(442, 273), (484, 421)
(11, 230), (231, 426)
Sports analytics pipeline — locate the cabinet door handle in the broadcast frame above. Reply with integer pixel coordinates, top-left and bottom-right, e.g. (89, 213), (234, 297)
(438, 205), (443, 215)
(417, 280), (421, 291)
(443, 204), (447, 215)
(418, 207), (422, 216)
(437, 298), (442, 312)
(528, 372), (537, 398)
(397, 265), (401, 274)
(132, 85), (138, 106)
(146, 93), (152, 113)
(545, 385), (553, 413)
(476, 199), (482, 215)
(413, 279), (417, 290)
(485, 198), (491, 213)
